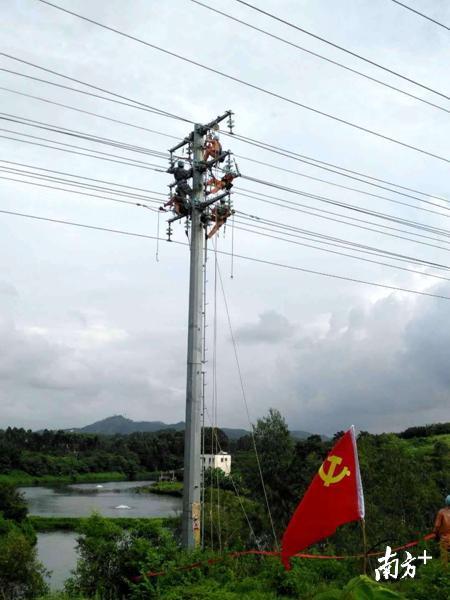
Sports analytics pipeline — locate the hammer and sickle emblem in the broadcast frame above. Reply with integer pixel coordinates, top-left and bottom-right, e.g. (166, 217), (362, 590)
(318, 455), (351, 487)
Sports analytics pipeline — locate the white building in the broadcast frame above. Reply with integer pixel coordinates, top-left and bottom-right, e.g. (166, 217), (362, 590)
(201, 451), (231, 475)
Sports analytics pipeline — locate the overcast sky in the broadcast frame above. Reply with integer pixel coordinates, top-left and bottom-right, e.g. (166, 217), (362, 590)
(1, 0), (449, 436)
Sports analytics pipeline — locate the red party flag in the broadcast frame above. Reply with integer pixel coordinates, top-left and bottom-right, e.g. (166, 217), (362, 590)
(281, 426), (365, 569)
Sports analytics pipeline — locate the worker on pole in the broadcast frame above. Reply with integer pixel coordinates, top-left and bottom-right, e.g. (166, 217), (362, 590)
(207, 198), (234, 239)
(434, 494), (450, 568)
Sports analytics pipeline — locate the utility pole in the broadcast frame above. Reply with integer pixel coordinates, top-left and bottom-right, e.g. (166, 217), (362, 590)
(182, 123), (204, 548)
(166, 112), (236, 550)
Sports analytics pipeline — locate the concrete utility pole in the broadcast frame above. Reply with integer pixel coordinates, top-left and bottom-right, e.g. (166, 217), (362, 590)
(166, 111), (236, 550)
(182, 124), (204, 548)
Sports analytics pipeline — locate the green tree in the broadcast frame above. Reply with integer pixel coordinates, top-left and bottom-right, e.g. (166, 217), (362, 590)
(0, 517), (48, 599)
(0, 482), (28, 522)
(65, 514), (178, 600)
(242, 409), (295, 541)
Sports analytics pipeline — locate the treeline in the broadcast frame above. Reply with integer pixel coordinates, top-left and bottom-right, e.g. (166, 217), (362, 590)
(0, 426), (231, 480)
(398, 422), (450, 439)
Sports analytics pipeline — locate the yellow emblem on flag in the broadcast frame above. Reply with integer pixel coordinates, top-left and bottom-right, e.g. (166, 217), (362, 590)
(318, 455), (351, 487)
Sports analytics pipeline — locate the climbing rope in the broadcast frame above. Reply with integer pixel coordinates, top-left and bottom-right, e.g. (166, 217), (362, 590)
(216, 260), (279, 550)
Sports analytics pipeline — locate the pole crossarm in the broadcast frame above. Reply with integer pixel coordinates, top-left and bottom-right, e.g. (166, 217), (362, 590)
(169, 133), (193, 154)
(198, 110), (233, 135)
(167, 212), (186, 224)
(198, 190), (231, 211)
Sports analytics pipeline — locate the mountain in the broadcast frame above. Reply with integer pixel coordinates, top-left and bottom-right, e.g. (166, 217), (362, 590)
(67, 415), (326, 440)
(70, 415), (184, 435)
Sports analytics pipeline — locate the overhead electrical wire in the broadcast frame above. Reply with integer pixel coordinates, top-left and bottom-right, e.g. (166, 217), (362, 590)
(232, 222), (450, 282)
(1, 58), (445, 203)
(390, 0), (450, 31)
(0, 86), (180, 141)
(228, 132), (449, 203)
(4, 158), (449, 257)
(0, 160), (167, 198)
(233, 218), (450, 273)
(0, 52), (188, 122)
(1, 206), (450, 299)
(233, 0), (450, 99)
(7, 111), (448, 237)
(5, 165), (450, 273)
(34, 0), (449, 163)
(0, 65), (186, 124)
(241, 178), (450, 234)
(235, 189), (450, 254)
(0, 132), (166, 172)
(237, 154), (450, 212)
(189, 0), (449, 114)
(0, 167), (166, 205)
(4, 109), (447, 221)
(0, 113), (172, 158)
(235, 212), (450, 266)
(235, 212), (450, 270)
(4, 120), (449, 250)
(0, 174), (163, 211)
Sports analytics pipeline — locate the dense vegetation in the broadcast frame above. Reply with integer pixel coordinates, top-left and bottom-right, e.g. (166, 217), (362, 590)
(0, 483), (48, 598)
(0, 413), (449, 598)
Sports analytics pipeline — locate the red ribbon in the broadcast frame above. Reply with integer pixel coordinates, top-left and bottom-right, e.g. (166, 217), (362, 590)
(132, 533), (435, 581)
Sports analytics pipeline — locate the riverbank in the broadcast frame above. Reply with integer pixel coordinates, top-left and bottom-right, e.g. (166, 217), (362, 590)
(0, 470), (158, 486)
(136, 481), (183, 497)
(29, 515), (179, 532)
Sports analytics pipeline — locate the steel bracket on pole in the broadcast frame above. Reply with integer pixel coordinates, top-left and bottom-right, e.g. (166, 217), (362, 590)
(197, 191), (231, 211)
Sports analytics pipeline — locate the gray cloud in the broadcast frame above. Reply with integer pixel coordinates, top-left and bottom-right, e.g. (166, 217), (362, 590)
(235, 310), (294, 344)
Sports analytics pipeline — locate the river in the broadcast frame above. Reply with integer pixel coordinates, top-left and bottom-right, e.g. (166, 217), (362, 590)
(20, 480), (182, 591)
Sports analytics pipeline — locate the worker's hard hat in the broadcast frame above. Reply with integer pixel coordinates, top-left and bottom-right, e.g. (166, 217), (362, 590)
(177, 160), (184, 167)
(213, 134), (219, 140)
(445, 495), (450, 506)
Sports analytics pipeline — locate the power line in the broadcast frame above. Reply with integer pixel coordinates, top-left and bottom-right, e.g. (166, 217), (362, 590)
(241, 177), (450, 235)
(7, 110), (447, 222)
(0, 65), (186, 123)
(233, 0), (450, 99)
(0, 173), (163, 210)
(229, 132), (448, 202)
(5, 165), (448, 272)
(1, 206), (449, 300)
(0, 52), (189, 122)
(390, 0), (450, 31)
(0, 113), (171, 158)
(0, 86), (180, 141)
(190, 0), (449, 114)
(236, 189), (450, 254)
(0, 167), (166, 205)
(1, 61), (445, 203)
(237, 154), (450, 212)
(233, 221), (450, 281)
(34, 0), (449, 163)
(236, 212), (450, 271)
(0, 159), (167, 197)
(0, 132), (166, 172)
(6, 158), (449, 257)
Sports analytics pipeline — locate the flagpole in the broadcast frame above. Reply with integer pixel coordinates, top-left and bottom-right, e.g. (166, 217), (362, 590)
(360, 518), (368, 574)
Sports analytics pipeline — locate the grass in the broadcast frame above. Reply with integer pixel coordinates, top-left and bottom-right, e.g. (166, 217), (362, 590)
(136, 481), (183, 497)
(0, 470), (161, 487)
(29, 515), (180, 532)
